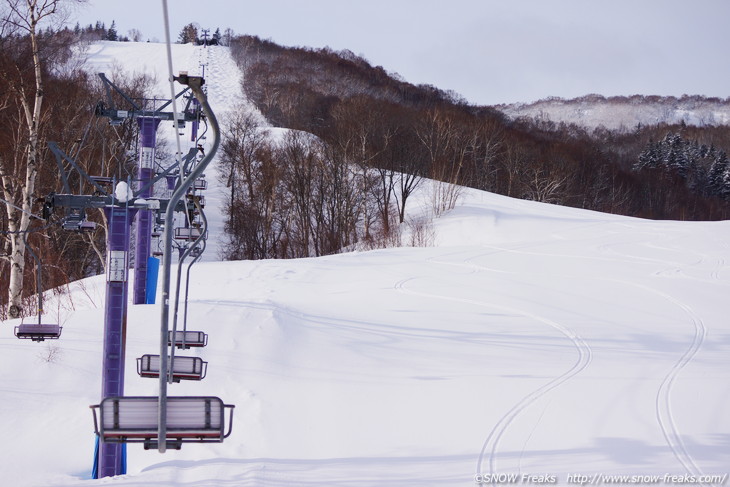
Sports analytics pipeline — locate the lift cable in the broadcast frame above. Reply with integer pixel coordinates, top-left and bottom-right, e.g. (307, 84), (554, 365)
(161, 0), (185, 186)
(0, 196), (46, 222)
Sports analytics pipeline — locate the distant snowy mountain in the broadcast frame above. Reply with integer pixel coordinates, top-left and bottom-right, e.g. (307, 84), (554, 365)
(495, 94), (730, 131)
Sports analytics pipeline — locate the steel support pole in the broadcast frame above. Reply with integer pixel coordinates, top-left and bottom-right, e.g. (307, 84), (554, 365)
(97, 205), (136, 478)
(133, 118), (161, 305)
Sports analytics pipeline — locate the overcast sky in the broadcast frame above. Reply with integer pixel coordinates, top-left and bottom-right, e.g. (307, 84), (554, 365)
(70, 0), (730, 106)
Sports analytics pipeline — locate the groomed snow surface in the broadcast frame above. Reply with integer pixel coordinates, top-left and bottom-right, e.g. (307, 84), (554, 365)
(1, 42), (729, 486)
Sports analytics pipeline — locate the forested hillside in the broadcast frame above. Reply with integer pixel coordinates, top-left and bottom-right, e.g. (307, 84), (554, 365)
(1, 24), (152, 318)
(228, 35), (730, 226)
(4, 28), (730, 318)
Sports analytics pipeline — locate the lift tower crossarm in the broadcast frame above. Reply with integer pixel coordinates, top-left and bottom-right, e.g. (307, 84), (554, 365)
(95, 73), (200, 124)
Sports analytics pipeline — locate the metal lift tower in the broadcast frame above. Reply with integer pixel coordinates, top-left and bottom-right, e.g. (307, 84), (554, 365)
(95, 73), (199, 305)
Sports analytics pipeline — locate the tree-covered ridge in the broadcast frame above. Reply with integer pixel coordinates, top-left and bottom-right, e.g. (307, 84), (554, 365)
(635, 132), (730, 199)
(228, 34), (730, 229)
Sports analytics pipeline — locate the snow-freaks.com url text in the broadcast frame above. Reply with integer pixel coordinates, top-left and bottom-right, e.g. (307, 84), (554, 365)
(473, 473), (729, 485)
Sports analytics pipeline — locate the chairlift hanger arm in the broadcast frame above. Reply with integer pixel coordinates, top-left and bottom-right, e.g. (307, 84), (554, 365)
(97, 72), (199, 123)
(22, 232), (43, 323)
(158, 72), (219, 452)
(48, 193), (179, 213)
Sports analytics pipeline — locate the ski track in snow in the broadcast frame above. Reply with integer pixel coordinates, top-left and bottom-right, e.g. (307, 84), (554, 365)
(613, 279), (712, 485)
(594, 228), (714, 483)
(413, 245), (593, 479)
(440, 229), (714, 481)
(386, 253), (589, 479)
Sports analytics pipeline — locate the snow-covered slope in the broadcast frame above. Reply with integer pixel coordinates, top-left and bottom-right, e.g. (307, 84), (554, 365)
(496, 95), (730, 131)
(1, 42), (729, 487)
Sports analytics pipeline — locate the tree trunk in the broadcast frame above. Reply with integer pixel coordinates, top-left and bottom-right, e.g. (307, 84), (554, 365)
(3, 0), (46, 317)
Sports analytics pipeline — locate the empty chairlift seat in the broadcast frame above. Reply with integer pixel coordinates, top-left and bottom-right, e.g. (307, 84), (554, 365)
(169, 330), (208, 349)
(192, 178), (208, 191)
(91, 396), (235, 449)
(14, 323), (62, 342)
(174, 226), (203, 241)
(137, 354), (207, 382)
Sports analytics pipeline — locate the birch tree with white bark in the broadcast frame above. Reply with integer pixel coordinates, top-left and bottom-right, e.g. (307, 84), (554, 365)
(0, 0), (83, 318)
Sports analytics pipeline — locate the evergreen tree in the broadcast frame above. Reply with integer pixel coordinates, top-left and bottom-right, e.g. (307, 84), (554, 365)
(708, 151), (730, 198)
(106, 20), (118, 41)
(635, 140), (660, 170)
(178, 23), (199, 44)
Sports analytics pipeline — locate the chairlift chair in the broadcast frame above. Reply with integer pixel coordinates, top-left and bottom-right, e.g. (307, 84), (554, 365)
(192, 178), (207, 191)
(137, 354), (207, 382)
(165, 174), (178, 191)
(174, 226), (203, 241)
(169, 330), (208, 349)
(79, 221), (97, 231)
(90, 396), (234, 450)
(62, 207), (94, 232)
(15, 236), (62, 342)
(14, 323), (62, 342)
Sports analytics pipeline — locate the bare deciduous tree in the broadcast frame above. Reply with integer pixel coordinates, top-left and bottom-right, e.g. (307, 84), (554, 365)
(1, 0), (85, 317)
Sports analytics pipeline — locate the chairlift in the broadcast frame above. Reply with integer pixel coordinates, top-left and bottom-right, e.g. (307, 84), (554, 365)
(80, 221), (97, 231)
(169, 330), (208, 349)
(90, 396), (234, 449)
(62, 208), (96, 232)
(14, 236), (62, 342)
(15, 323), (62, 342)
(137, 354), (207, 382)
(174, 226), (203, 241)
(192, 178), (207, 191)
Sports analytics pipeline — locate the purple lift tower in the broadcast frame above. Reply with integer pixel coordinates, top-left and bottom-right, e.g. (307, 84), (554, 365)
(133, 117), (161, 305)
(97, 204), (137, 477)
